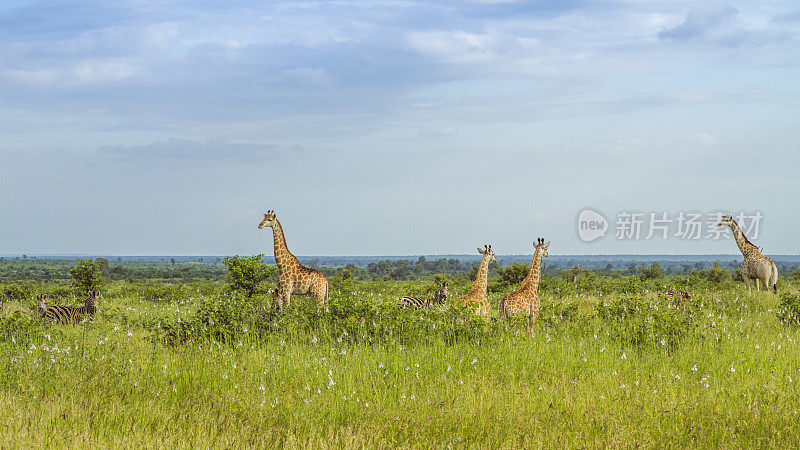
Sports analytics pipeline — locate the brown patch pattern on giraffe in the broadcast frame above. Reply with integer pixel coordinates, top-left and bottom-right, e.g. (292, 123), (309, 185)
(718, 214), (778, 294)
(259, 210), (328, 309)
(500, 238), (549, 332)
(456, 245), (496, 316)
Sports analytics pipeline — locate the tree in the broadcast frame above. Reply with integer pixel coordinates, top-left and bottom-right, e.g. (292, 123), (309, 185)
(96, 257), (110, 275)
(496, 262), (529, 286)
(704, 261), (728, 283)
(223, 254), (277, 298)
(70, 259), (104, 294)
(171, 257), (176, 266)
(639, 262), (663, 280)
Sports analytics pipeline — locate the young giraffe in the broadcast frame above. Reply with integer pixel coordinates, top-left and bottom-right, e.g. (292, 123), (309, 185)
(258, 210), (328, 309)
(499, 238), (550, 331)
(456, 245), (497, 316)
(718, 214), (778, 294)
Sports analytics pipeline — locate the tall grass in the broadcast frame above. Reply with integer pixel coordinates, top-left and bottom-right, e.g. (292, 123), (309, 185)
(1, 279), (799, 447)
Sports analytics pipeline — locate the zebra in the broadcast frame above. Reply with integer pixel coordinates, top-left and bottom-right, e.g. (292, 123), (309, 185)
(664, 290), (691, 307)
(36, 294), (49, 317)
(398, 282), (448, 310)
(36, 294), (63, 317)
(664, 290), (691, 301)
(270, 288), (284, 309)
(44, 291), (99, 324)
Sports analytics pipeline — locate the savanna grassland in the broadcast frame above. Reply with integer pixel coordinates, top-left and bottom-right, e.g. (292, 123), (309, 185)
(1, 259), (800, 448)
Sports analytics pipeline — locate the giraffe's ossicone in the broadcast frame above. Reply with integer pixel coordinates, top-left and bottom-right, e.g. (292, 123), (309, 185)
(259, 210), (328, 309)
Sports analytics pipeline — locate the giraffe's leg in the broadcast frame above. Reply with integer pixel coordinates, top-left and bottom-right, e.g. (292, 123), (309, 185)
(279, 283), (293, 309)
(743, 277), (751, 294)
(755, 278), (761, 292)
(311, 277), (328, 305)
(528, 303), (540, 333)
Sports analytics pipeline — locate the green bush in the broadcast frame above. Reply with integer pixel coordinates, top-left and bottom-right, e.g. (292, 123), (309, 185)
(0, 281), (37, 302)
(70, 259), (104, 294)
(223, 255), (276, 298)
(776, 292), (800, 326)
(703, 262), (729, 284)
(639, 262), (663, 281)
(495, 262), (529, 286)
(596, 296), (697, 352)
(161, 290), (508, 347)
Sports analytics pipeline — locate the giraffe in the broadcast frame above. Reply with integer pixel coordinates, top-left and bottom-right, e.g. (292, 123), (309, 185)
(718, 214), (778, 294)
(258, 210), (328, 309)
(499, 238), (549, 332)
(456, 245), (496, 316)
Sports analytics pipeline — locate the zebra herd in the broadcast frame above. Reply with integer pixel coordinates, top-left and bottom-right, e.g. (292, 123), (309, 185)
(35, 291), (99, 324)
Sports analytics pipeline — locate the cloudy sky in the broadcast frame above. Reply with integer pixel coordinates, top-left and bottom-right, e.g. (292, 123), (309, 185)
(1, 0), (799, 256)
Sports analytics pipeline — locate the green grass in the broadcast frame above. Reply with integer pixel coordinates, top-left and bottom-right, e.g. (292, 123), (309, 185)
(1, 280), (800, 447)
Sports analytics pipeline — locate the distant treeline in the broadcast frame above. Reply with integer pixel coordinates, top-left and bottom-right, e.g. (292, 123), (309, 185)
(2, 255), (799, 283)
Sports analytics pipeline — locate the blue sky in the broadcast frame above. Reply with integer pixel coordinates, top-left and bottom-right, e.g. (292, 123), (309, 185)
(1, 0), (799, 256)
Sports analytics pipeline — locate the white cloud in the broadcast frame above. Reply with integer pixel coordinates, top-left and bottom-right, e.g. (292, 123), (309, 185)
(72, 58), (137, 83)
(418, 126), (456, 138)
(688, 133), (719, 146)
(273, 67), (332, 88)
(406, 29), (509, 64)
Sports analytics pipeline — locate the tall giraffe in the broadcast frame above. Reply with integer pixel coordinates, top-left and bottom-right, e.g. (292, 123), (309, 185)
(456, 245), (496, 316)
(499, 238), (549, 331)
(718, 214), (778, 294)
(258, 210), (328, 309)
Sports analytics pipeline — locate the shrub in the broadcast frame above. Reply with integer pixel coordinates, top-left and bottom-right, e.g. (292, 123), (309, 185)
(0, 282), (37, 302)
(639, 262), (663, 281)
(703, 262), (728, 284)
(495, 262), (529, 286)
(223, 255), (277, 298)
(160, 290), (508, 347)
(596, 296), (697, 352)
(70, 259), (104, 294)
(776, 292), (800, 326)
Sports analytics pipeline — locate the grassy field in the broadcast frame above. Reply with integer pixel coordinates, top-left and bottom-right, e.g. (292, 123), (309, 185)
(2, 275), (800, 447)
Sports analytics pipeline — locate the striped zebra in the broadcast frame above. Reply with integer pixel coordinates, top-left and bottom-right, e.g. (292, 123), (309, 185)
(44, 291), (99, 324)
(398, 282), (448, 310)
(36, 294), (62, 318)
(36, 294), (49, 317)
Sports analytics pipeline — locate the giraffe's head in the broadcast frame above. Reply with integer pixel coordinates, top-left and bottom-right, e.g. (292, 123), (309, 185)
(717, 214), (735, 229)
(534, 238), (551, 257)
(258, 210), (277, 229)
(478, 245), (497, 263)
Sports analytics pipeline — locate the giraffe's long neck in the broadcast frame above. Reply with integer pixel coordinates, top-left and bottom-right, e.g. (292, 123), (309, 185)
(470, 254), (491, 295)
(520, 248), (543, 291)
(272, 220), (300, 272)
(729, 220), (758, 258)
